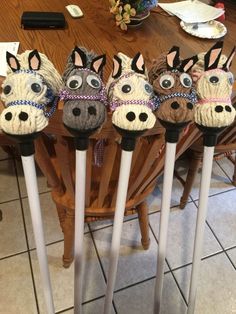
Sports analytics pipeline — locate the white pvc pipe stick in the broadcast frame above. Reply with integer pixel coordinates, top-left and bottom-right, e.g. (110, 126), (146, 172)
(21, 155), (54, 314)
(74, 149), (87, 314)
(154, 142), (177, 314)
(187, 146), (214, 314)
(104, 150), (133, 314)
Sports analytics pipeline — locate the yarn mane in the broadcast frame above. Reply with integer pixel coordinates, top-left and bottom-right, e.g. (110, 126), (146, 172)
(62, 47), (98, 81)
(7, 50), (62, 95)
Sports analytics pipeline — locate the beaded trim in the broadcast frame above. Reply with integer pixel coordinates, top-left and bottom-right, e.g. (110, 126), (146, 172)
(109, 98), (155, 111)
(7, 96), (59, 118)
(154, 90), (198, 108)
(60, 68), (108, 105)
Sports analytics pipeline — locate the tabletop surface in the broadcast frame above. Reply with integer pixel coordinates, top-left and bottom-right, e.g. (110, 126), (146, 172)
(0, 0), (235, 137)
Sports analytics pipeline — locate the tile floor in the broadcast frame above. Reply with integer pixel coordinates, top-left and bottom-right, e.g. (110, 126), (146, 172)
(0, 147), (236, 314)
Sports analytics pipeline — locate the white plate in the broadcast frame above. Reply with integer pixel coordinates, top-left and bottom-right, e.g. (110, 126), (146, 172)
(180, 20), (227, 39)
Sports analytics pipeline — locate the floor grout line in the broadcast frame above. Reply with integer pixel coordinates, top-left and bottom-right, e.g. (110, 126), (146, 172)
(215, 158), (234, 183)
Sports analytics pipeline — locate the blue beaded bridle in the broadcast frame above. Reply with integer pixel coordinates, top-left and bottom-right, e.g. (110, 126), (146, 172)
(153, 90), (197, 110)
(4, 69), (59, 118)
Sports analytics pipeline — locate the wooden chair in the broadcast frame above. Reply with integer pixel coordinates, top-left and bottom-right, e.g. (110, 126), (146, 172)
(32, 110), (202, 268)
(179, 105), (236, 209)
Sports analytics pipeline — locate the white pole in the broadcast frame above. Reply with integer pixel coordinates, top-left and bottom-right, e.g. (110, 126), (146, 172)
(187, 145), (215, 314)
(153, 142), (177, 314)
(21, 155), (55, 314)
(104, 150), (133, 314)
(74, 149), (87, 314)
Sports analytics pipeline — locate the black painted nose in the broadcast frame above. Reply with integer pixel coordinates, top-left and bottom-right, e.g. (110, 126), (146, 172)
(126, 111), (136, 122)
(88, 106), (97, 115)
(215, 105), (223, 113)
(225, 105), (232, 112)
(5, 112), (12, 121)
(19, 112), (28, 121)
(72, 108), (81, 116)
(187, 102), (193, 110)
(171, 101), (180, 110)
(139, 112), (148, 122)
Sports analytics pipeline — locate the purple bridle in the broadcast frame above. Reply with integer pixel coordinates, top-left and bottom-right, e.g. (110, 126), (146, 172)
(4, 69), (59, 118)
(108, 72), (156, 111)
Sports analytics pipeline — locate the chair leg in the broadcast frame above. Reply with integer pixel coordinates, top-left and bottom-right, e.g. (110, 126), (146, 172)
(137, 201), (150, 250)
(231, 153), (236, 186)
(62, 208), (75, 268)
(180, 151), (202, 209)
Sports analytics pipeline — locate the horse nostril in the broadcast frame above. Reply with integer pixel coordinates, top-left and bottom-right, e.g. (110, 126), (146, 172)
(215, 105), (223, 113)
(126, 111), (136, 121)
(225, 105), (232, 112)
(88, 106), (97, 115)
(171, 101), (180, 110)
(139, 113), (148, 122)
(72, 108), (81, 116)
(5, 112), (12, 121)
(187, 102), (193, 110)
(19, 112), (28, 121)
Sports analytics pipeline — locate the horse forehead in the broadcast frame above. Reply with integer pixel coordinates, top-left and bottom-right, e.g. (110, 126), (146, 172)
(200, 69), (227, 80)
(4, 72), (43, 85)
(115, 74), (147, 88)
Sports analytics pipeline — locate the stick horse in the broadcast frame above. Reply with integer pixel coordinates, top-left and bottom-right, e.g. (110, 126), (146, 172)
(0, 50), (62, 314)
(187, 41), (235, 314)
(104, 52), (156, 314)
(148, 46), (198, 314)
(60, 46), (107, 314)
(0, 50), (62, 134)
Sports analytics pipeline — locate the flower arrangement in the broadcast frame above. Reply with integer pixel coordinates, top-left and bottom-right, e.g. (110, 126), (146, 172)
(109, 0), (157, 30)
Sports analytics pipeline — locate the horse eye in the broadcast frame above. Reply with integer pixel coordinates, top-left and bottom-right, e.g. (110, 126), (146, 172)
(144, 83), (153, 95)
(122, 84), (132, 93)
(3, 85), (12, 95)
(209, 75), (219, 84)
(86, 75), (101, 89)
(227, 72), (234, 85)
(31, 83), (42, 93)
(159, 74), (175, 89)
(67, 75), (82, 90)
(180, 73), (192, 88)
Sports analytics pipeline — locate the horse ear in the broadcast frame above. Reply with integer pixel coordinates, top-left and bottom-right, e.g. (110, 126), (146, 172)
(72, 46), (87, 68)
(179, 55), (198, 73)
(90, 54), (106, 73)
(222, 46), (235, 71)
(131, 52), (145, 74)
(204, 41), (223, 71)
(166, 46), (180, 70)
(6, 51), (20, 72)
(112, 55), (122, 79)
(28, 50), (41, 71)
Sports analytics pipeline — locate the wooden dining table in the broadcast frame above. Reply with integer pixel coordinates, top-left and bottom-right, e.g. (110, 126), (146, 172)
(0, 0), (236, 266)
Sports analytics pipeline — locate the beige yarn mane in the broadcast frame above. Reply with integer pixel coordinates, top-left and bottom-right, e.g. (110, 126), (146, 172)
(6, 50), (62, 95)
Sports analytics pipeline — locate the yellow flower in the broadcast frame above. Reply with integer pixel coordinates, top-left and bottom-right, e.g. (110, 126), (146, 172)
(109, 0), (120, 14)
(124, 3), (136, 17)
